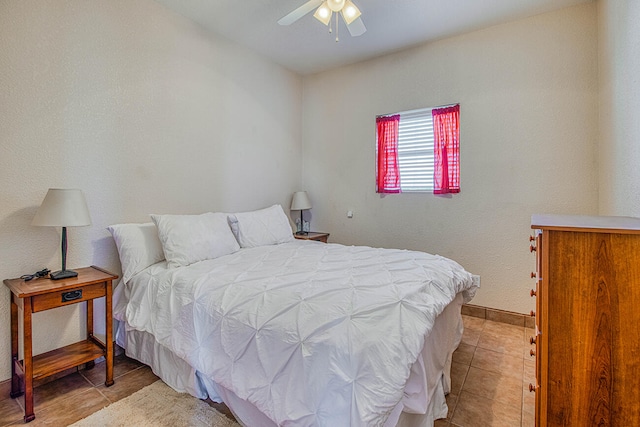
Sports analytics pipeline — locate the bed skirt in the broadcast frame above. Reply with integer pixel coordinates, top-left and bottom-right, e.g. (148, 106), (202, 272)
(115, 293), (463, 427)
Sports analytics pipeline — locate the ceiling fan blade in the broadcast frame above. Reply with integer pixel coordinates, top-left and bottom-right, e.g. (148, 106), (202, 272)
(278, 0), (323, 26)
(346, 16), (366, 36)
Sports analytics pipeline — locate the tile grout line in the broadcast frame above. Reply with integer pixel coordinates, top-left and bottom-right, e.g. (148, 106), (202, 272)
(519, 335), (525, 426)
(4, 358), (148, 424)
(455, 319), (528, 425)
(453, 313), (483, 427)
(449, 343), (477, 424)
(93, 382), (114, 404)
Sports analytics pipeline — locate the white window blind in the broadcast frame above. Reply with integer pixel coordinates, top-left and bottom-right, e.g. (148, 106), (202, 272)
(397, 108), (434, 192)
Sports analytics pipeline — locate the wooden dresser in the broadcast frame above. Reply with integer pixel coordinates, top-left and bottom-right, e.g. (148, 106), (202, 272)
(529, 214), (640, 426)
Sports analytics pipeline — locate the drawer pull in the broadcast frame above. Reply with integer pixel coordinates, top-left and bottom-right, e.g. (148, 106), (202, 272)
(61, 290), (82, 302)
(530, 349), (536, 357)
(530, 245), (536, 252)
(530, 272), (536, 279)
(530, 336), (537, 345)
(530, 289), (536, 297)
(529, 235), (535, 242)
(529, 383), (537, 393)
(530, 310), (536, 317)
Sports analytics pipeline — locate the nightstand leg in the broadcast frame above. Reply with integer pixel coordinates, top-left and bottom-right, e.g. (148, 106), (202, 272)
(23, 297), (34, 422)
(10, 293), (23, 398)
(105, 282), (114, 387)
(87, 298), (94, 337)
(86, 299), (95, 371)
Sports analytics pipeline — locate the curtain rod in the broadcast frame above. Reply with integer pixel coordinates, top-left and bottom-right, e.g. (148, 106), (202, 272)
(376, 103), (459, 119)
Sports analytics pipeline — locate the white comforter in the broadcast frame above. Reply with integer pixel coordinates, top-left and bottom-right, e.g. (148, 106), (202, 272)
(116, 241), (476, 426)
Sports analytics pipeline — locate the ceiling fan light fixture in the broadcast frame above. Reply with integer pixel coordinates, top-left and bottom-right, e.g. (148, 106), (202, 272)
(341, 0), (361, 25)
(313, 2), (332, 25)
(279, 0), (367, 39)
(327, 0), (346, 12)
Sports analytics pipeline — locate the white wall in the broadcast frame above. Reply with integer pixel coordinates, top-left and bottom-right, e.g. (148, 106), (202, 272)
(598, 0), (640, 216)
(0, 0), (302, 381)
(0, 0), (613, 385)
(301, 4), (599, 315)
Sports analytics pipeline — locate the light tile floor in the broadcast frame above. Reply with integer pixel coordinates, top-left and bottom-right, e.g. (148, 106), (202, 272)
(0, 315), (535, 426)
(438, 315), (536, 427)
(0, 355), (160, 426)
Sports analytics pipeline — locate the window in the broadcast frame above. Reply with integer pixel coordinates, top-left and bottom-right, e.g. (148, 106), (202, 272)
(376, 104), (459, 194)
(396, 108), (435, 192)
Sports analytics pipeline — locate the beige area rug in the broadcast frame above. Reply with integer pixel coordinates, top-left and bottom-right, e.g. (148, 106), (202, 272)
(70, 380), (240, 427)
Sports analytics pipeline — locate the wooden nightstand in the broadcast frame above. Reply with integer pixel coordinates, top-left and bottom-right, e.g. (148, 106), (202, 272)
(294, 232), (330, 243)
(3, 266), (118, 423)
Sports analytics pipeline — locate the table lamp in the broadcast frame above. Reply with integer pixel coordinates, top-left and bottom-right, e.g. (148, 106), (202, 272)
(32, 188), (92, 280)
(290, 191), (312, 235)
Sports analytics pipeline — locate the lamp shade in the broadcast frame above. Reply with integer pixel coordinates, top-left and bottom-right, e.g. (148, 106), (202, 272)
(32, 188), (92, 227)
(291, 191), (312, 211)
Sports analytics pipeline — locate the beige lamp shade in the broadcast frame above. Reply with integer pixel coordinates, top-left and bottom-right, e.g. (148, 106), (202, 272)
(32, 188), (92, 227)
(291, 191), (312, 211)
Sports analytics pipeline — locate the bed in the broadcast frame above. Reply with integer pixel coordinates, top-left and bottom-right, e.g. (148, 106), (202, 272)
(109, 205), (478, 427)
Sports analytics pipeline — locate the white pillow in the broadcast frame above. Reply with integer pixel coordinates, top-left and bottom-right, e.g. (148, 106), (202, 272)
(107, 223), (165, 284)
(150, 212), (240, 268)
(230, 204), (294, 248)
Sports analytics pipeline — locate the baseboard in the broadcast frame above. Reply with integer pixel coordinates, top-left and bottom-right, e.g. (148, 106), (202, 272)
(462, 304), (535, 329)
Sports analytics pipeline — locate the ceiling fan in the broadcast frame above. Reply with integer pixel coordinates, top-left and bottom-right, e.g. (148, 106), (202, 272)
(278, 0), (366, 41)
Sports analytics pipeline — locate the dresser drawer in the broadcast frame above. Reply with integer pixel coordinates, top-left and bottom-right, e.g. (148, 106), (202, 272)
(31, 282), (106, 312)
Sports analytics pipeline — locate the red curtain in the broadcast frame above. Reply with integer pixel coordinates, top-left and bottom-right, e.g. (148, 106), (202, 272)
(432, 105), (460, 194)
(376, 115), (401, 193)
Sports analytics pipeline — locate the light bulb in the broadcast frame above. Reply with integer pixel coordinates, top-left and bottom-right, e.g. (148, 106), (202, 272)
(341, 0), (361, 25)
(327, 0), (346, 12)
(344, 5), (356, 18)
(313, 2), (332, 25)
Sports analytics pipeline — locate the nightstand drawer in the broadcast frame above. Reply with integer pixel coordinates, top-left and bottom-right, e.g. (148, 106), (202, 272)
(32, 282), (106, 312)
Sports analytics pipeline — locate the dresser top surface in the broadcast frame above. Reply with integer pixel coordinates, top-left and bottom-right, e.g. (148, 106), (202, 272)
(532, 214), (640, 233)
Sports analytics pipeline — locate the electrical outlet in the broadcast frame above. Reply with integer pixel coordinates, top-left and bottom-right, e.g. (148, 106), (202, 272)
(472, 275), (481, 288)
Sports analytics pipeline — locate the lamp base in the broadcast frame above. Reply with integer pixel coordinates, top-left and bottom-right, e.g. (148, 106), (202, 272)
(50, 269), (78, 280)
(295, 231), (309, 236)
